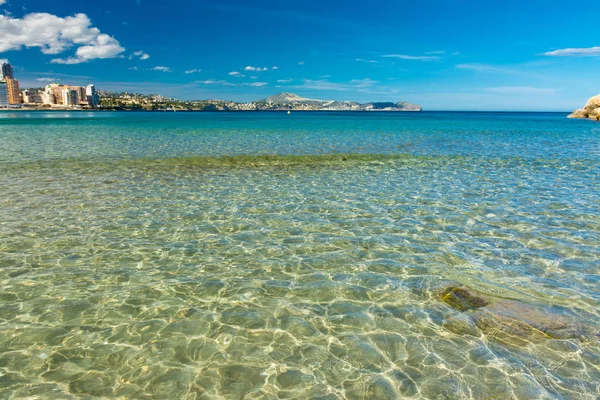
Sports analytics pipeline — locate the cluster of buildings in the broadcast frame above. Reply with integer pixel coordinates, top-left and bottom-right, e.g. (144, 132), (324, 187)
(0, 61), (100, 109)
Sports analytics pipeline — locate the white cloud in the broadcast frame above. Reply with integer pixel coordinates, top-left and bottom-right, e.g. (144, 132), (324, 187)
(185, 69), (201, 74)
(244, 66), (268, 72)
(152, 66), (171, 72)
(486, 86), (556, 95)
(349, 79), (378, 88)
(130, 50), (150, 60)
(456, 63), (501, 72)
(426, 51), (446, 55)
(55, 34), (124, 64)
(197, 80), (268, 87)
(0, 1), (6, 5)
(229, 71), (245, 77)
(51, 57), (83, 65)
(382, 54), (440, 61)
(129, 66), (138, 71)
(272, 66), (279, 70)
(277, 78), (294, 83)
(129, 50), (149, 60)
(298, 61), (305, 65)
(541, 46), (600, 57)
(0, 13), (125, 63)
(198, 80), (224, 85)
(356, 58), (382, 64)
(36, 77), (56, 82)
(250, 76), (258, 79)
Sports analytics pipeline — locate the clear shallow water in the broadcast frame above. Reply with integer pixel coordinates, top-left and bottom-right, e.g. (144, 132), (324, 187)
(0, 111), (599, 399)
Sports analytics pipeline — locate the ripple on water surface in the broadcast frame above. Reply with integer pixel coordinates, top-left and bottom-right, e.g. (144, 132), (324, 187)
(1, 153), (599, 399)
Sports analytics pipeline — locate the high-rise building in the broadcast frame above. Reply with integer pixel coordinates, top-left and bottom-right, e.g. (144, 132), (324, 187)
(0, 62), (15, 107)
(62, 89), (79, 106)
(0, 81), (8, 108)
(41, 90), (56, 105)
(46, 84), (64, 105)
(86, 84), (100, 107)
(6, 78), (21, 104)
(72, 86), (86, 105)
(0, 62), (14, 80)
(22, 90), (42, 104)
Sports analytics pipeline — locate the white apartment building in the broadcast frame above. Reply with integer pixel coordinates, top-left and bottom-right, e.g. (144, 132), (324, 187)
(86, 84), (100, 107)
(62, 89), (79, 106)
(41, 91), (56, 105)
(22, 90), (42, 104)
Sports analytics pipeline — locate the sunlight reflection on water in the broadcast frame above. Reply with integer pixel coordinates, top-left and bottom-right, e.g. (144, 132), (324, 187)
(0, 112), (599, 399)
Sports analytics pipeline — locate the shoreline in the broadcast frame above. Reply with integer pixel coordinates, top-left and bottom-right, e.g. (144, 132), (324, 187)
(0, 108), (573, 114)
(0, 108), (423, 113)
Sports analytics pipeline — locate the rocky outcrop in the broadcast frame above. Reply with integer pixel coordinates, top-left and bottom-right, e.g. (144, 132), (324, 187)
(362, 102), (423, 112)
(568, 94), (600, 121)
(440, 285), (597, 345)
(394, 102), (423, 112)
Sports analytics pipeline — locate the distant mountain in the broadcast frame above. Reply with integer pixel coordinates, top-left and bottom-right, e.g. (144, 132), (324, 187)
(265, 92), (313, 103)
(261, 93), (422, 111)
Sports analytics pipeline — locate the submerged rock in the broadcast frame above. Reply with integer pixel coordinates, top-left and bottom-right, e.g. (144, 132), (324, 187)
(441, 287), (489, 311)
(440, 285), (596, 343)
(569, 94), (600, 121)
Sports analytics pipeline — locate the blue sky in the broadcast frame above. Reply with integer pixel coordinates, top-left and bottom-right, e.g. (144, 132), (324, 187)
(0, 0), (598, 110)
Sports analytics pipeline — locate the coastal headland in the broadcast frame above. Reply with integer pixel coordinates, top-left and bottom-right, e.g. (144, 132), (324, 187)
(569, 94), (600, 121)
(98, 92), (423, 112)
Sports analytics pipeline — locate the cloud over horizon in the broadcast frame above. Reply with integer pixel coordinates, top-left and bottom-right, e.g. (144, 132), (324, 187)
(197, 79), (268, 87)
(382, 54), (440, 61)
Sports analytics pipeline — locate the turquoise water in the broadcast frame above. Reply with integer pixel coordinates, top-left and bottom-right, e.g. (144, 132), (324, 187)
(1, 111), (599, 399)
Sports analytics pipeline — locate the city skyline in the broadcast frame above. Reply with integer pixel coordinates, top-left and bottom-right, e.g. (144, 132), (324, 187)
(0, 0), (598, 110)
(0, 60), (100, 108)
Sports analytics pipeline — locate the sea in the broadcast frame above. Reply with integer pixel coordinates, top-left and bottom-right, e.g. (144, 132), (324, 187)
(0, 111), (599, 399)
